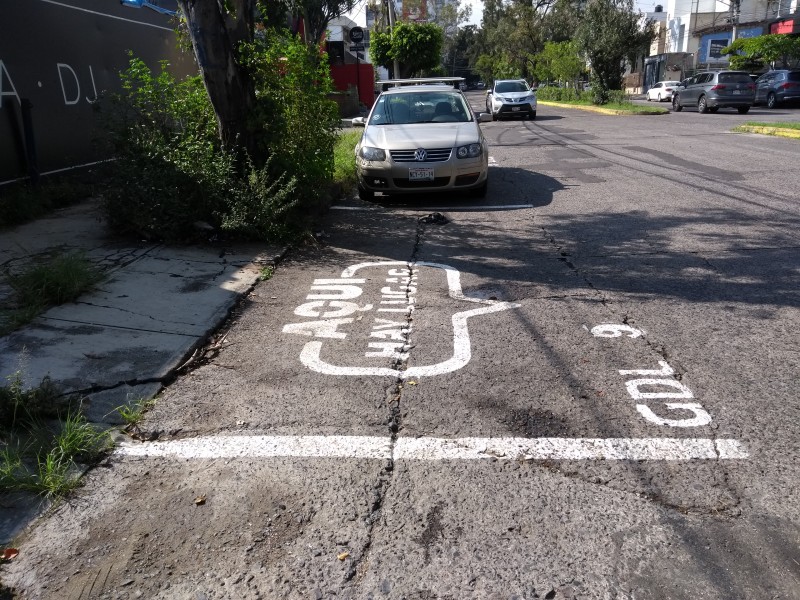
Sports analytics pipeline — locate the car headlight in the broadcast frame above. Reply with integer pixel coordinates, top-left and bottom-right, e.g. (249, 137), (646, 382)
(359, 146), (386, 161)
(456, 143), (482, 159)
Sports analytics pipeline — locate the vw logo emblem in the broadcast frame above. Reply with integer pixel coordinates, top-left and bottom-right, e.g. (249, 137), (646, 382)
(414, 148), (427, 162)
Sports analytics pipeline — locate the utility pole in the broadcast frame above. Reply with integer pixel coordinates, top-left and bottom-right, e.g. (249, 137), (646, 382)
(730, 0), (740, 43)
(386, 0), (401, 78)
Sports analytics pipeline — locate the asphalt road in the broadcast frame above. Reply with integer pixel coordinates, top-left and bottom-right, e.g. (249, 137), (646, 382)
(6, 95), (800, 599)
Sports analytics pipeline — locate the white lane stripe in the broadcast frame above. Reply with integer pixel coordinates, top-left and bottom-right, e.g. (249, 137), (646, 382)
(117, 436), (749, 461)
(119, 436), (392, 459)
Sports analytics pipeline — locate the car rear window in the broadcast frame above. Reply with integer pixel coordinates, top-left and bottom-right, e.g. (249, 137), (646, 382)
(719, 73), (753, 84)
(788, 72), (800, 82)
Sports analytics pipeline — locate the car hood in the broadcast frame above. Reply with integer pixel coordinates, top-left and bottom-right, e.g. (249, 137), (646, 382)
(495, 91), (534, 99)
(363, 123), (481, 149)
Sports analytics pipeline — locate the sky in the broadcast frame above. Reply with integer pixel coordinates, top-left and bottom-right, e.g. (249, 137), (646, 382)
(348, 0), (661, 29)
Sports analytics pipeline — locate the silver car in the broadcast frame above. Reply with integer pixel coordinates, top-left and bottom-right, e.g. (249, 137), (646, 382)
(672, 70), (755, 114)
(485, 79), (537, 120)
(353, 79), (492, 200)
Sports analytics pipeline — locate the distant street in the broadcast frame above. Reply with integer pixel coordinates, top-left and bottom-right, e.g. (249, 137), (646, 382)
(6, 92), (800, 599)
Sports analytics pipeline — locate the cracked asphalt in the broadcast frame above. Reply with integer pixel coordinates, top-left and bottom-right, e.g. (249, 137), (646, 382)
(2, 97), (800, 599)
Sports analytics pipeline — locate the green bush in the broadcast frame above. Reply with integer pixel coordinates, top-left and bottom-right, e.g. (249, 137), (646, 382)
(536, 85), (630, 106)
(103, 30), (340, 244)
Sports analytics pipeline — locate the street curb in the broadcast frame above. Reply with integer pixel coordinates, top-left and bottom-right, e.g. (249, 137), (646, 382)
(732, 125), (800, 140)
(537, 100), (669, 116)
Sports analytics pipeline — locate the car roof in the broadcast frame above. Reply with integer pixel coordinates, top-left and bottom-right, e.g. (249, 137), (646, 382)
(382, 85), (461, 95)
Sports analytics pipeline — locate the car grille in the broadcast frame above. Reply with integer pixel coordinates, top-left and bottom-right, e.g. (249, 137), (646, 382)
(390, 148), (452, 163)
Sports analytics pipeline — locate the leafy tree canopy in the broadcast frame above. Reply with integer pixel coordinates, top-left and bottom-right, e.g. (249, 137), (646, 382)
(575, 0), (654, 102)
(721, 34), (800, 70)
(533, 40), (584, 85)
(370, 22), (444, 78)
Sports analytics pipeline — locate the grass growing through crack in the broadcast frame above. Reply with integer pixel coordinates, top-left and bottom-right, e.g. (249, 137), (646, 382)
(115, 397), (156, 429)
(0, 372), (112, 497)
(0, 251), (102, 335)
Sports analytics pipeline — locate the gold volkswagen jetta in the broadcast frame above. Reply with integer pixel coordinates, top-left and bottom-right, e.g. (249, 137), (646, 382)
(352, 78), (492, 201)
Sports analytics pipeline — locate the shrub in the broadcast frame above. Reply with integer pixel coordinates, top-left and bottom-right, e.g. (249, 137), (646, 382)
(103, 31), (340, 244)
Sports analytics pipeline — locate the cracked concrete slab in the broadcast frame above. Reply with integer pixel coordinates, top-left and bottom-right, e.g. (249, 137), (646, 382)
(0, 198), (284, 421)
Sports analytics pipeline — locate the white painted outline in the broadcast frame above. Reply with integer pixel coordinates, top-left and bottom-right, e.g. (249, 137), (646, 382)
(117, 435), (749, 461)
(295, 261), (520, 378)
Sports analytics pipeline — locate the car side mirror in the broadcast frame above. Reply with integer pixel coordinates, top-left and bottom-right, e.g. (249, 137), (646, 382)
(351, 117), (366, 127)
(477, 112), (493, 123)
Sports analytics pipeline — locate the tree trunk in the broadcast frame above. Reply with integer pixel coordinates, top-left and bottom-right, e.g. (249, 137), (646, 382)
(176, 0), (261, 163)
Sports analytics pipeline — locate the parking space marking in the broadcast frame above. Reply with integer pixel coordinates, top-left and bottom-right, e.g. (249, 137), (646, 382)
(118, 435), (748, 461)
(282, 261), (520, 378)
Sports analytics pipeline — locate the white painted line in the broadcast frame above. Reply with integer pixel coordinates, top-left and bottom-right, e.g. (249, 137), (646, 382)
(330, 205), (372, 210)
(119, 435), (392, 459)
(117, 435), (749, 461)
(395, 437), (749, 461)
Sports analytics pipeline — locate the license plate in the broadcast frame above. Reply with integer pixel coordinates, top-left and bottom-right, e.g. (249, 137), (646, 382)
(733, 90), (742, 95)
(512, 106), (520, 111)
(409, 168), (434, 181)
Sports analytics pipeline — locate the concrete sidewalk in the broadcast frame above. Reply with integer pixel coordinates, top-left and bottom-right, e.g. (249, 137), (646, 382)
(0, 198), (284, 425)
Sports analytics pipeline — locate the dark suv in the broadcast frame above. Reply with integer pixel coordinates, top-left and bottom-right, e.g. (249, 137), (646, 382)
(754, 70), (800, 108)
(672, 70), (755, 114)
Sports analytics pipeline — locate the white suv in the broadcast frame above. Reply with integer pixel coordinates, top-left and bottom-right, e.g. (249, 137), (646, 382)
(485, 79), (537, 120)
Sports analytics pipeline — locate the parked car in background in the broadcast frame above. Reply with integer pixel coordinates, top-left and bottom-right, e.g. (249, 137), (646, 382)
(485, 79), (537, 120)
(645, 80), (681, 102)
(672, 70), (755, 114)
(352, 78), (491, 200)
(754, 70), (800, 108)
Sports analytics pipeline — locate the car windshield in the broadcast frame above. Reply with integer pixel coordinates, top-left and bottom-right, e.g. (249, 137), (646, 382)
(788, 72), (800, 82)
(368, 92), (472, 125)
(719, 73), (753, 84)
(496, 81), (529, 93)
(664, 81), (680, 86)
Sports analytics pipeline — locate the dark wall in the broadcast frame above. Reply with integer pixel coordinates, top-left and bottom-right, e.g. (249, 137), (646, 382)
(0, 0), (195, 183)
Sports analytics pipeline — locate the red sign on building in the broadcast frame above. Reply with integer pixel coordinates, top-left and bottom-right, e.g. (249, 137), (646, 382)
(770, 19), (799, 34)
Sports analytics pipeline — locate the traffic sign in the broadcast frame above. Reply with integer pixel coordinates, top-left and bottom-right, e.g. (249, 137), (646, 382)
(349, 27), (364, 43)
(349, 44), (365, 52)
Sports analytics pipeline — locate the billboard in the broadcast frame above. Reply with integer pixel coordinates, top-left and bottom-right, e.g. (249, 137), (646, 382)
(0, 0), (194, 184)
(402, 0), (428, 22)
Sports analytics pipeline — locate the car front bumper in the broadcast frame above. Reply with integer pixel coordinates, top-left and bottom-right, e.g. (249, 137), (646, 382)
(493, 100), (536, 116)
(357, 153), (488, 194)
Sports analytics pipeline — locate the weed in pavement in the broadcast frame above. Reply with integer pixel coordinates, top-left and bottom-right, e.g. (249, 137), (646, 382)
(0, 373), (112, 497)
(57, 412), (113, 463)
(258, 265), (275, 282)
(0, 372), (64, 430)
(115, 397), (156, 429)
(10, 252), (102, 306)
(0, 252), (102, 335)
